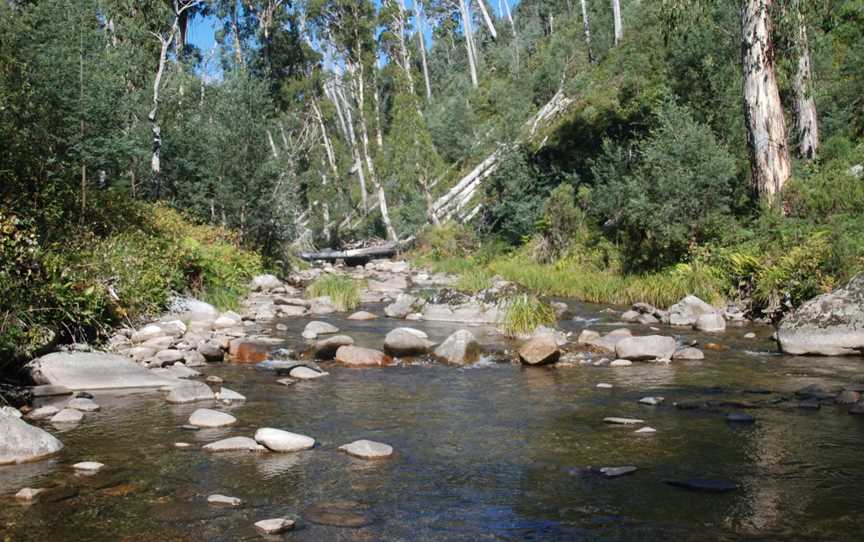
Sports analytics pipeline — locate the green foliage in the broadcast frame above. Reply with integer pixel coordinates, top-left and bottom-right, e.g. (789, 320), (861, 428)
(306, 275), (362, 311)
(499, 294), (556, 337)
(415, 223), (478, 261)
(455, 269), (494, 294)
(533, 184), (589, 262)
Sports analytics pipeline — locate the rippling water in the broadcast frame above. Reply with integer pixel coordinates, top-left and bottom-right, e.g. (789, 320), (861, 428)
(2, 301), (864, 541)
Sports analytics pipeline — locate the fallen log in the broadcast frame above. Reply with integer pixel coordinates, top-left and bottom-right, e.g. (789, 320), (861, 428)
(299, 238), (414, 264)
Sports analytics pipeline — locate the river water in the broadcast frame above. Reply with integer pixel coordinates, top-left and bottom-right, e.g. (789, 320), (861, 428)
(2, 301), (864, 541)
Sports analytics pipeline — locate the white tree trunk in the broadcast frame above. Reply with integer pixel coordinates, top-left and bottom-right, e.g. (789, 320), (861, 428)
(231, 1), (244, 67)
(612, 0), (624, 46)
(395, 0), (417, 97)
(793, 6), (819, 160)
(475, 0), (498, 40)
(500, 0), (516, 36)
(417, 0), (433, 101)
(150, 32), (173, 199)
(741, 0), (792, 201)
(580, 0), (594, 63)
(458, 0), (479, 88)
(331, 83), (369, 212)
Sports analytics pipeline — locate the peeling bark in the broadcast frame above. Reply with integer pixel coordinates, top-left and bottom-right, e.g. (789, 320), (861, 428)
(793, 5), (819, 160)
(580, 0), (594, 63)
(475, 0), (498, 40)
(458, 0), (479, 88)
(612, 0), (623, 46)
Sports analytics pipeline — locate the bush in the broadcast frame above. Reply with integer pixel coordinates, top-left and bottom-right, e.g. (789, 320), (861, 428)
(591, 100), (738, 270)
(498, 294), (556, 337)
(415, 222), (477, 261)
(306, 275), (362, 311)
(533, 183), (589, 262)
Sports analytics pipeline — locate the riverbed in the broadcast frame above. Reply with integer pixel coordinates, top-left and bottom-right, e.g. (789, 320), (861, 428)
(2, 301), (864, 541)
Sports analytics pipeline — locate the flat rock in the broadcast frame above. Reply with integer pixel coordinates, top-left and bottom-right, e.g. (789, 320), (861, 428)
(165, 382), (215, 404)
(254, 428), (315, 452)
(216, 387), (246, 403)
(348, 311), (378, 321)
(27, 352), (177, 391)
(336, 346), (393, 367)
(254, 518), (295, 535)
(50, 408), (84, 424)
(664, 478), (738, 493)
(302, 321), (340, 340)
(67, 398), (100, 412)
(604, 417), (644, 425)
(338, 439), (394, 459)
(638, 396), (665, 406)
(15, 488), (46, 502)
(615, 335), (676, 361)
(599, 466), (637, 478)
(73, 461), (105, 472)
(673, 347), (705, 361)
(25, 406), (60, 420)
(290, 366), (329, 380)
(207, 494), (244, 507)
(188, 409), (236, 428)
(0, 413), (64, 465)
(433, 330), (481, 365)
(203, 437), (265, 453)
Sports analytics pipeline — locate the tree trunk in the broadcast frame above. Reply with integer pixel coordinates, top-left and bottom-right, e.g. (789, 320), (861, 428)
(580, 0), (594, 63)
(475, 0), (498, 40)
(458, 0), (479, 88)
(741, 0), (792, 202)
(793, 5), (819, 160)
(612, 0), (623, 46)
(231, 1), (244, 68)
(331, 83), (369, 212)
(500, 0), (516, 36)
(395, 0), (416, 97)
(150, 32), (173, 199)
(417, 0), (433, 101)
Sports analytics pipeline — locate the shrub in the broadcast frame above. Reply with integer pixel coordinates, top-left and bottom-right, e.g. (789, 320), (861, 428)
(499, 294), (556, 337)
(415, 222), (477, 261)
(306, 275), (362, 311)
(533, 183), (589, 262)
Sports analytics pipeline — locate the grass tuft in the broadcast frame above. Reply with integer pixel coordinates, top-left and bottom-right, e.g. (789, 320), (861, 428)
(499, 294), (556, 337)
(306, 275), (362, 311)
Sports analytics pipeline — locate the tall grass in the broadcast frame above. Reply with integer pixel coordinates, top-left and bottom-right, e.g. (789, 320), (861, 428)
(499, 294), (556, 336)
(306, 275), (362, 311)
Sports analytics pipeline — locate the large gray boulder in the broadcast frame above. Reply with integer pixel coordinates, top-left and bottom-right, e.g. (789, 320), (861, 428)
(615, 336), (677, 361)
(518, 334), (560, 365)
(251, 274), (282, 292)
(384, 294), (424, 319)
(433, 330), (481, 365)
(27, 352), (177, 391)
(0, 411), (64, 465)
(383, 328), (434, 357)
(695, 313), (726, 333)
(778, 274), (864, 356)
(667, 295), (718, 327)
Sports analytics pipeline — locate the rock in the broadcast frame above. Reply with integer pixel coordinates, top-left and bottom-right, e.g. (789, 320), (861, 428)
(174, 442), (192, 448)
(207, 494), (244, 507)
(603, 417), (644, 425)
(744, 332), (757, 339)
(849, 164), (864, 179)
(599, 466), (637, 478)
(518, 334), (560, 366)
(176, 297), (219, 319)
(73, 461), (105, 473)
(183, 350), (206, 367)
(255, 307), (276, 322)
(849, 401), (864, 415)
(154, 349), (186, 366)
(384, 294), (424, 319)
(198, 341), (225, 362)
(216, 387), (246, 403)
(726, 413), (756, 424)
(302, 321), (340, 340)
(0, 413), (64, 465)
(795, 384), (835, 400)
(703, 342), (727, 352)
(229, 339), (272, 364)
(422, 303), (501, 325)
(638, 396), (665, 406)
(305, 500), (374, 528)
(635, 427), (657, 434)
(433, 330), (481, 365)
(277, 378), (297, 387)
(383, 328), (434, 357)
(610, 359), (632, 367)
(290, 366), (329, 380)
(621, 310), (640, 322)
(212, 312), (242, 330)
(140, 336), (175, 351)
(203, 437), (264, 453)
(668, 295), (719, 327)
(50, 409), (84, 424)
(254, 519), (295, 535)
(188, 409), (236, 428)
(1, 406), (22, 418)
(778, 274), (864, 355)
(67, 398), (100, 412)
(338, 439), (394, 459)
(310, 335), (355, 360)
(158, 320), (187, 337)
(367, 275), (409, 293)
(165, 382), (215, 404)
(348, 311), (378, 321)
(131, 324), (165, 344)
(16, 488), (46, 502)
(551, 301), (569, 319)
(582, 329), (633, 353)
(673, 347), (705, 361)
(637, 313), (659, 325)
(254, 428), (315, 452)
(336, 346), (393, 367)
(251, 274), (282, 292)
(664, 478), (737, 493)
(25, 406), (60, 420)
(836, 390), (861, 405)
(129, 346), (157, 362)
(798, 399), (821, 410)
(27, 352), (177, 391)
(615, 336), (677, 361)
(694, 313), (726, 333)
(596, 383), (613, 389)
(309, 296), (338, 315)
(577, 330), (601, 344)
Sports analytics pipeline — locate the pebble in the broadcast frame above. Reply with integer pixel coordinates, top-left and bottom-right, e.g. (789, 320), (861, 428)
(174, 442), (192, 449)
(635, 427), (657, 434)
(73, 461), (106, 473)
(599, 466), (637, 478)
(207, 494), (244, 507)
(254, 518), (295, 535)
(604, 417), (645, 425)
(596, 383), (613, 389)
(744, 332), (757, 339)
(338, 439), (394, 459)
(638, 396), (664, 406)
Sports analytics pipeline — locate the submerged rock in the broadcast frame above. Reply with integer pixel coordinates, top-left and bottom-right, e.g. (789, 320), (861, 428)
(188, 409), (236, 428)
(615, 336), (676, 361)
(778, 274), (864, 355)
(673, 347), (705, 361)
(165, 382), (215, 404)
(0, 412), (64, 465)
(433, 330), (481, 365)
(335, 346), (393, 367)
(203, 437), (265, 453)
(254, 518), (295, 535)
(664, 478), (737, 493)
(338, 439), (394, 459)
(305, 500), (374, 528)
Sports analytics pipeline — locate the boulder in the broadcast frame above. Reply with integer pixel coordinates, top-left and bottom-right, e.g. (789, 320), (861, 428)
(673, 347), (705, 361)
(518, 334), (560, 365)
(131, 325), (165, 344)
(254, 428), (315, 452)
(188, 409), (237, 428)
(383, 328), (434, 357)
(50, 408), (84, 425)
(615, 336), (677, 361)
(694, 313), (726, 333)
(777, 274), (864, 355)
(183, 350), (206, 367)
(621, 310), (640, 323)
(335, 346), (393, 367)
(251, 274), (282, 292)
(155, 349), (185, 365)
(0, 412), (64, 465)
(422, 303), (501, 325)
(128, 346), (156, 362)
(384, 294), (424, 319)
(203, 437), (265, 453)
(310, 335), (355, 360)
(581, 328), (632, 353)
(338, 439), (394, 459)
(302, 321), (340, 340)
(198, 341), (225, 362)
(433, 330), (481, 365)
(165, 382), (215, 404)
(667, 295), (718, 327)
(27, 352), (177, 391)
